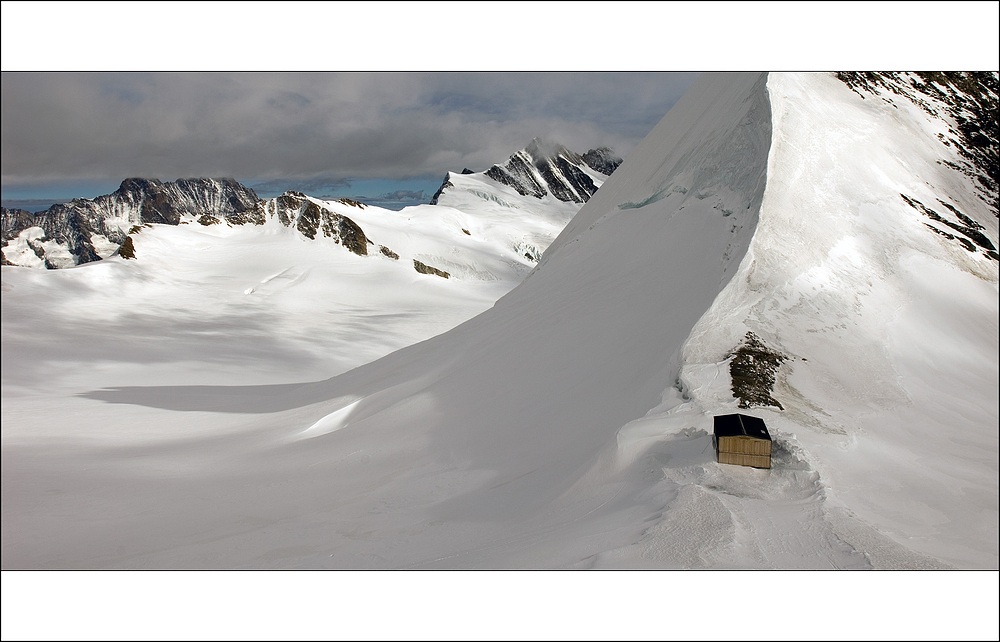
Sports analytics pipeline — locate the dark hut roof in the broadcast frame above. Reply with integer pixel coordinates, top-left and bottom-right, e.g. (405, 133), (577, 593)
(714, 413), (771, 441)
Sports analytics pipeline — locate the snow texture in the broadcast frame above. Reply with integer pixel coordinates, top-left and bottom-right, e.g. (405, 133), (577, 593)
(2, 72), (996, 570)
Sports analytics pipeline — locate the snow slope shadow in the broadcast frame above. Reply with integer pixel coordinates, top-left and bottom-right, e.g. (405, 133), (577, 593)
(52, 74), (777, 569)
(11, 73), (996, 571)
(79, 379), (343, 413)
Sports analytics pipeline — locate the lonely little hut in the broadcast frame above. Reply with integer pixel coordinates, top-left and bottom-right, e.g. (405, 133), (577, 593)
(714, 413), (772, 469)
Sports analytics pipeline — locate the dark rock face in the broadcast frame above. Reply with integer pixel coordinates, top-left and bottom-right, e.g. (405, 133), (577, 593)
(836, 72), (998, 218)
(106, 177), (260, 226)
(557, 157), (599, 198)
(429, 175), (454, 205)
(729, 332), (785, 410)
(1, 208), (35, 241)
(535, 161), (576, 202)
(583, 147), (623, 175)
(297, 200), (322, 239)
(526, 140), (607, 203)
(331, 214), (370, 256)
(487, 153), (548, 198)
(268, 192), (370, 256)
(425, 139), (620, 207)
(413, 259), (450, 278)
(226, 209), (266, 226)
(270, 192), (304, 227)
(545, 156), (600, 203)
(2, 178), (380, 268)
(484, 165), (515, 191)
(2, 177), (264, 267)
(901, 193), (999, 260)
(29, 238), (47, 261)
(481, 139), (618, 204)
(117, 235), (137, 260)
(66, 212), (102, 264)
(379, 245), (399, 260)
(333, 198), (366, 209)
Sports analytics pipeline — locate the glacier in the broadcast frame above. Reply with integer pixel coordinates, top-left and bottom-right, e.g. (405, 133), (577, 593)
(2, 73), (997, 579)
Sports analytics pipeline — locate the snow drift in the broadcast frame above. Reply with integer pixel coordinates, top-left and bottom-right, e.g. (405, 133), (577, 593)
(2, 72), (996, 569)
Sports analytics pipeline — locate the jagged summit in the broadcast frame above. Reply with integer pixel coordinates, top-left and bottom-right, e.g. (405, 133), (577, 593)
(4, 139), (623, 269)
(430, 139), (621, 206)
(523, 137), (578, 165)
(2, 177), (262, 267)
(582, 147), (623, 176)
(485, 138), (618, 203)
(4, 137), (622, 269)
(3, 73), (998, 572)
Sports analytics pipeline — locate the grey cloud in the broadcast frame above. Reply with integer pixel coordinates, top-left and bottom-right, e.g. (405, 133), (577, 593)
(380, 190), (424, 201)
(250, 177), (352, 195)
(2, 72), (699, 185)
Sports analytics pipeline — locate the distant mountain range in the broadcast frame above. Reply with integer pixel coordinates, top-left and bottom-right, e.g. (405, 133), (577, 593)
(2, 177), (260, 268)
(2, 140), (621, 270)
(3, 73), (998, 573)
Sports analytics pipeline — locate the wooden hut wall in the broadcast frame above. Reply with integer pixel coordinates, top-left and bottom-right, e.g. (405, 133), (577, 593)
(718, 452), (771, 469)
(717, 436), (772, 456)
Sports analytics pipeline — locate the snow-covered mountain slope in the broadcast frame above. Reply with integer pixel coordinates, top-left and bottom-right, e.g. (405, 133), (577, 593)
(3, 140), (621, 272)
(1, 141), (608, 395)
(431, 139), (619, 204)
(2, 72), (996, 570)
(0, 189), (574, 396)
(433, 138), (620, 205)
(418, 139), (621, 267)
(2, 178), (261, 267)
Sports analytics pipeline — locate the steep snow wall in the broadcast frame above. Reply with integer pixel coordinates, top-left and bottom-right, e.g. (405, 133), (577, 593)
(663, 73), (999, 567)
(301, 71), (773, 526)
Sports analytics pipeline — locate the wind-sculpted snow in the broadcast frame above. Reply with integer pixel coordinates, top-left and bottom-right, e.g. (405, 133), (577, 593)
(2, 72), (777, 569)
(669, 73), (998, 568)
(3, 73), (996, 571)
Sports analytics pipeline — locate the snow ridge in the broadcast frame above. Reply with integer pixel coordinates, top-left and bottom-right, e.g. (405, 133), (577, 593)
(3, 73), (996, 571)
(649, 72), (998, 568)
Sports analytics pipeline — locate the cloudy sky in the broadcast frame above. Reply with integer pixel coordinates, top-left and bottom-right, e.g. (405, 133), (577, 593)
(2, 2), (995, 207)
(1, 71), (698, 204)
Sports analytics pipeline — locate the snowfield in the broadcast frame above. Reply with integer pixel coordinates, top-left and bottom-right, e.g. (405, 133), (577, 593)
(2, 72), (997, 582)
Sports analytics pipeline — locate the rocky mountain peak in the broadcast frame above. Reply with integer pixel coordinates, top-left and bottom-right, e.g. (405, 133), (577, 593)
(429, 139), (623, 207)
(582, 147), (623, 175)
(2, 177), (265, 268)
(484, 139), (619, 203)
(524, 137), (582, 167)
